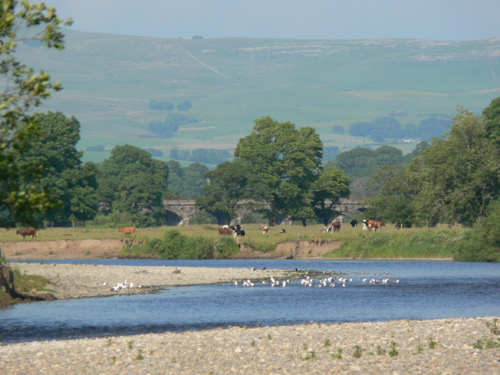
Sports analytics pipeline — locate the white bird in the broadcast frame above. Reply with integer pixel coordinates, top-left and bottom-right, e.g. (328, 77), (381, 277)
(103, 282), (108, 286)
(129, 282), (134, 289)
(234, 281), (238, 286)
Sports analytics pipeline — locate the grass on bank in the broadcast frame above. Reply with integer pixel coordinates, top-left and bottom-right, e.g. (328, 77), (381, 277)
(0, 223), (467, 260)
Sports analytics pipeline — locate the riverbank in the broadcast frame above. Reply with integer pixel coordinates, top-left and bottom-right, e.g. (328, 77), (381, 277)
(8, 263), (298, 300)
(1, 317), (498, 374)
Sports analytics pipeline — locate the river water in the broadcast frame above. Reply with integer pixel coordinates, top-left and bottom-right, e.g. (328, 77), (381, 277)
(1, 260), (499, 344)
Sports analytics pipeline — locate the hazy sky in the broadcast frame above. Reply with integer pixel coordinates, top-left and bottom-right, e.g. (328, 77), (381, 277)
(44, 0), (499, 41)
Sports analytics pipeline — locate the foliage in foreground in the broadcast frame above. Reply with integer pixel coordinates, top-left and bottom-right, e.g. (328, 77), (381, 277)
(454, 200), (500, 262)
(141, 229), (239, 259)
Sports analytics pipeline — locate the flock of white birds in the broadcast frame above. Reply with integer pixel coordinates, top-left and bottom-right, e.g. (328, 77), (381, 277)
(103, 280), (142, 291)
(235, 276), (400, 288)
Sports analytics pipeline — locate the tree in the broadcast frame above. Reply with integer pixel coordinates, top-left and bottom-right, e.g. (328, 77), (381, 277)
(311, 167), (351, 224)
(482, 96), (500, 146)
(454, 199), (500, 262)
(408, 107), (500, 227)
(98, 145), (169, 226)
(334, 147), (373, 179)
(367, 165), (416, 227)
(0, 1), (72, 226)
(20, 111), (98, 225)
(195, 160), (249, 224)
(234, 116), (322, 225)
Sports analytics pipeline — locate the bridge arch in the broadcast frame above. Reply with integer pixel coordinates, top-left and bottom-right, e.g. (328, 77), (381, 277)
(163, 199), (367, 225)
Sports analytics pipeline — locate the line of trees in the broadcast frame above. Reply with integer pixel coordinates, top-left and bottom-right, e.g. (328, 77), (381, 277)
(348, 116), (452, 142)
(366, 104), (500, 229)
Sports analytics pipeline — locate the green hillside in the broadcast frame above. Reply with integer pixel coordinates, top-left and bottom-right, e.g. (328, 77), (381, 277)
(18, 30), (500, 163)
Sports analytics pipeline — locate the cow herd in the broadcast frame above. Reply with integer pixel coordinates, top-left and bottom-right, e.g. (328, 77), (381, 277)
(13, 226), (138, 241)
(220, 224), (246, 237)
(323, 218), (386, 233)
(13, 219), (387, 242)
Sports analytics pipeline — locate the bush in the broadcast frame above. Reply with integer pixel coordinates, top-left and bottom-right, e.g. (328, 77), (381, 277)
(454, 200), (500, 262)
(143, 229), (215, 259)
(214, 237), (240, 258)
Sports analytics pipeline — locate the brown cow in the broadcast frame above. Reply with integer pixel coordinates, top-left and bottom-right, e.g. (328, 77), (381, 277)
(331, 221), (341, 232)
(16, 228), (37, 240)
(261, 225), (268, 234)
(324, 221), (341, 233)
(118, 226), (136, 236)
(367, 220), (386, 232)
(218, 227), (232, 236)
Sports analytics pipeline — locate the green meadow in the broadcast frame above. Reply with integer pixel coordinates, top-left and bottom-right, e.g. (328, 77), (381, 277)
(0, 224), (462, 260)
(18, 31), (500, 163)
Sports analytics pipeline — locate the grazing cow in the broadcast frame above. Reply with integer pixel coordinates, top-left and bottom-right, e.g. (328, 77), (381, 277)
(230, 224), (245, 237)
(234, 228), (246, 237)
(362, 220), (368, 231)
(324, 221), (341, 233)
(331, 221), (341, 232)
(280, 229), (286, 234)
(261, 225), (268, 234)
(350, 219), (358, 228)
(16, 228), (37, 240)
(367, 220), (386, 232)
(118, 226), (136, 236)
(218, 227), (232, 236)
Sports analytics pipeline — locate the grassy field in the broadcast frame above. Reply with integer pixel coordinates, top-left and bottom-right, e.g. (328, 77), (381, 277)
(0, 224), (465, 259)
(18, 30), (500, 164)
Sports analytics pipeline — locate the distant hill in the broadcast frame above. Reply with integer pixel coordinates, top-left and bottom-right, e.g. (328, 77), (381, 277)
(18, 30), (500, 163)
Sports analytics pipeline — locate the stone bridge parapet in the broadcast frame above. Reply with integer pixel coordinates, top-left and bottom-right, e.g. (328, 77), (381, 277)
(164, 199), (367, 225)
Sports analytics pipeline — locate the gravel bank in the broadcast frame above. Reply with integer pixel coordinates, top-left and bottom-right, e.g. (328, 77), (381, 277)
(0, 317), (499, 374)
(12, 263), (296, 299)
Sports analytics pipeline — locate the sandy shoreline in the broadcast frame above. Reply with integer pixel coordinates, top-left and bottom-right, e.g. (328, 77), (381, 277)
(11, 263), (298, 299)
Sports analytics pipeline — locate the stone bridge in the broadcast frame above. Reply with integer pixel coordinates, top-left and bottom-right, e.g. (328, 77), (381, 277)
(163, 199), (367, 225)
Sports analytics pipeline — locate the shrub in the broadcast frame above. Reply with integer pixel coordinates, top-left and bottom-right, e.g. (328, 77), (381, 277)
(454, 200), (500, 262)
(214, 237), (239, 258)
(143, 230), (216, 259)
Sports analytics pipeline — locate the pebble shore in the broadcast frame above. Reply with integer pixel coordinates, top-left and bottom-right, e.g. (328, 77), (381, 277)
(1, 317), (499, 374)
(2, 264), (499, 374)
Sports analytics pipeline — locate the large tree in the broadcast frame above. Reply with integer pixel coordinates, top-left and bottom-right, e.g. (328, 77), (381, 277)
(482, 96), (500, 146)
(408, 107), (500, 226)
(0, 1), (72, 226)
(98, 145), (169, 226)
(311, 167), (351, 225)
(234, 116), (323, 225)
(20, 111), (98, 225)
(195, 160), (250, 224)
(367, 165), (417, 227)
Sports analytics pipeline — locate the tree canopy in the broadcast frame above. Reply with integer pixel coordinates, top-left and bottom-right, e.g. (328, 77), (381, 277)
(0, 1), (72, 226)
(233, 116), (323, 225)
(19, 112), (98, 225)
(98, 145), (169, 226)
(368, 106), (500, 227)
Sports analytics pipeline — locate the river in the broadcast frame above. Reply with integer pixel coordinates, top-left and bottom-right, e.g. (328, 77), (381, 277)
(0, 259), (499, 344)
